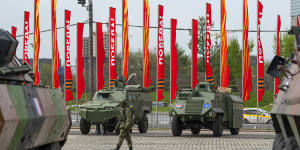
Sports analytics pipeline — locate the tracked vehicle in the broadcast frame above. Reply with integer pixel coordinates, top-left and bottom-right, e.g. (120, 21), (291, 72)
(79, 74), (152, 135)
(169, 82), (243, 137)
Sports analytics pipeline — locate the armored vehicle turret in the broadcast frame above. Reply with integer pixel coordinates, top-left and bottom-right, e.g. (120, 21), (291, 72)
(79, 74), (152, 135)
(0, 29), (71, 150)
(267, 26), (300, 150)
(169, 82), (243, 137)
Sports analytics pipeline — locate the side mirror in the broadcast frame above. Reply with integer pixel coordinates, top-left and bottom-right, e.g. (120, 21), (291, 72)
(267, 56), (286, 78)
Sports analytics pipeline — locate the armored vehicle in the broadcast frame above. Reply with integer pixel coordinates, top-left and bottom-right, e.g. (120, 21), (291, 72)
(0, 29), (71, 150)
(169, 82), (243, 137)
(79, 74), (152, 135)
(267, 26), (300, 150)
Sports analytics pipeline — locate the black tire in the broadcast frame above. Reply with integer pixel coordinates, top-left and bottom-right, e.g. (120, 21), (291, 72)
(138, 114), (148, 133)
(80, 118), (91, 135)
(213, 115), (223, 137)
(95, 124), (101, 135)
(230, 128), (240, 135)
(285, 137), (299, 150)
(42, 142), (61, 150)
(272, 133), (286, 150)
(191, 129), (200, 135)
(172, 116), (182, 136)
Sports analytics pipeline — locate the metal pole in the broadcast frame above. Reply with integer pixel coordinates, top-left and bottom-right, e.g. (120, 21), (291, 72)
(88, 0), (95, 102)
(256, 0), (259, 129)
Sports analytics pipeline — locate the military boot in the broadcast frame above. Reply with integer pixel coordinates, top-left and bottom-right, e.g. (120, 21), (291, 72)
(112, 145), (120, 150)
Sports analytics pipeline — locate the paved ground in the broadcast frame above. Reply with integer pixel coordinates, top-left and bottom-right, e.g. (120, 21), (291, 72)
(63, 128), (275, 150)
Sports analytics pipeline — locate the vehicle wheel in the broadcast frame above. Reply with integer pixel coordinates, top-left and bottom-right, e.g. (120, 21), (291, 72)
(243, 119), (250, 124)
(213, 115), (223, 137)
(272, 133), (286, 150)
(285, 137), (299, 150)
(172, 116), (182, 136)
(80, 118), (91, 135)
(138, 114), (148, 133)
(230, 128), (239, 135)
(191, 129), (200, 135)
(42, 142), (61, 150)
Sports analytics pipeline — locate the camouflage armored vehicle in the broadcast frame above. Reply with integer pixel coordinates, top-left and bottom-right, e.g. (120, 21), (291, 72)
(169, 82), (243, 137)
(0, 29), (71, 150)
(267, 26), (300, 150)
(79, 74), (152, 135)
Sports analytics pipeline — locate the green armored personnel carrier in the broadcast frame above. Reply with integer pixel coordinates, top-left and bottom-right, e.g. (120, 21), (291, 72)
(267, 26), (300, 150)
(169, 82), (243, 137)
(79, 74), (152, 135)
(0, 29), (71, 150)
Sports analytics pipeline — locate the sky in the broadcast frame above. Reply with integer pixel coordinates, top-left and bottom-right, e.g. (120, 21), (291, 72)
(0, 0), (291, 66)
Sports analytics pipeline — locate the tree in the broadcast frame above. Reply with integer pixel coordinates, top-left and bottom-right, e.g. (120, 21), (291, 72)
(272, 32), (295, 59)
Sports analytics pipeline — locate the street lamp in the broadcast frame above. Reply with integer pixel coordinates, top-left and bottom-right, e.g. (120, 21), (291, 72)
(77, 0), (95, 101)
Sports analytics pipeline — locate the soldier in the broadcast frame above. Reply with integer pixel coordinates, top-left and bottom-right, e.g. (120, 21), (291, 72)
(113, 101), (134, 150)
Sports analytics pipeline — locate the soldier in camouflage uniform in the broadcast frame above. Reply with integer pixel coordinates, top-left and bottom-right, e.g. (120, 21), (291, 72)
(113, 101), (134, 150)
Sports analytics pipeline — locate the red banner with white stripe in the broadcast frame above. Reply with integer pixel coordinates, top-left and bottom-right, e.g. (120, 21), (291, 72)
(257, 1), (264, 102)
(11, 26), (17, 55)
(65, 10), (73, 101)
(23, 11), (30, 64)
(157, 5), (165, 101)
(109, 7), (117, 88)
(205, 3), (215, 86)
(275, 15), (281, 99)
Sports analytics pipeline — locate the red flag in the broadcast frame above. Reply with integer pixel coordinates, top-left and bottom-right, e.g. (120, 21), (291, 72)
(275, 15), (281, 99)
(171, 19), (178, 101)
(221, 0), (229, 88)
(23, 11), (30, 64)
(97, 22), (105, 91)
(143, 0), (151, 87)
(297, 16), (300, 26)
(52, 0), (60, 89)
(242, 0), (252, 101)
(122, 0), (129, 80)
(257, 1), (264, 102)
(65, 10), (73, 101)
(205, 3), (215, 86)
(192, 19), (198, 89)
(109, 7), (117, 88)
(77, 23), (85, 100)
(157, 5), (165, 101)
(11, 26), (17, 55)
(34, 0), (41, 86)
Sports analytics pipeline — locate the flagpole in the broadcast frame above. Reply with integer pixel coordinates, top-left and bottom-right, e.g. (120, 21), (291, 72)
(191, 20), (193, 88)
(51, 1), (54, 88)
(64, 10), (66, 103)
(122, 0), (124, 79)
(143, 0), (145, 88)
(220, 0), (222, 87)
(109, 8), (111, 89)
(256, 0), (259, 129)
(170, 19), (172, 106)
(76, 23), (79, 123)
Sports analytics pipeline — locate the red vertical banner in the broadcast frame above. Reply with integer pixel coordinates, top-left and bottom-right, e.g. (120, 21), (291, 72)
(171, 19), (178, 101)
(11, 26), (17, 55)
(243, 0), (252, 101)
(297, 16), (300, 26)
(23, 11), (30, 64)
(221, 0), (229, 88)
(205, 3), (215, 86)
(192, 19), (198, 89)
(109, 7), (117, 88)
(122, 0), (129, 80)
(34, 0), (41, 86)
(65, 10), (73, 101)
(143, 0), (151, 88)
(275, 15), (281, 99)
(257, 1), (264, 102)
(157, 5), (165, 101)
(52, 0), (60, 89)
(77, 23), (85, 100)
(97, 22), (105, 91)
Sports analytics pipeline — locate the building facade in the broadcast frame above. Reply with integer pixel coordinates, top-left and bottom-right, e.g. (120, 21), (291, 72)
(291, 0), (300, 26)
